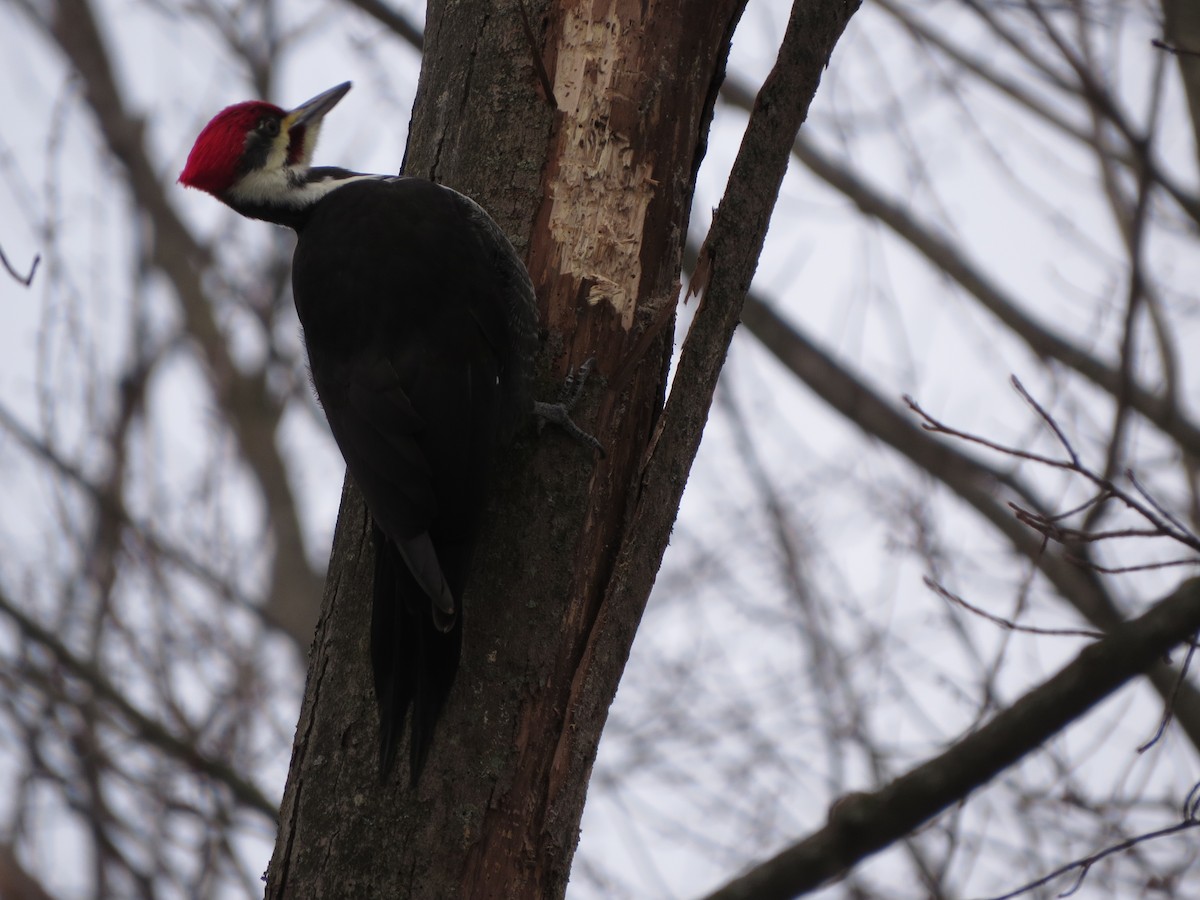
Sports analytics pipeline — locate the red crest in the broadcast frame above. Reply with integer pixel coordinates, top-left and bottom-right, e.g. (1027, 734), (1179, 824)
(179, 101), (283, 195)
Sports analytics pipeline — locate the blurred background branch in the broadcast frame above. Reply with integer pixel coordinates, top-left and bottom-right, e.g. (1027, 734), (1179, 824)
(0, 0), (1198, 896)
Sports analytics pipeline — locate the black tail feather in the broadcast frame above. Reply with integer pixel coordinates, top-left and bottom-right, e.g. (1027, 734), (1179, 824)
(371, 525), (462, 786)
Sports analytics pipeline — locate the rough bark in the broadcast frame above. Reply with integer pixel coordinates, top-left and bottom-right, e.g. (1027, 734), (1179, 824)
(266, 1), (746, 896)
(266, 0), (860, 894)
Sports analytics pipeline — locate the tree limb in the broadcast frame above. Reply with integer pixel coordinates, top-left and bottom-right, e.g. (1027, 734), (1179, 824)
(37, 0), (324, 647)
(553, 0), (862, 832)
(702, 577), (1200, 900)
(0, 587), (277, 819)
(781, 117), (1200, 460)
(736, 292), (1200, 753)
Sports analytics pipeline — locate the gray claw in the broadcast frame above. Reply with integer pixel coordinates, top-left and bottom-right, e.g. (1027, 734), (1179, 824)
(534, 358), (605, 456)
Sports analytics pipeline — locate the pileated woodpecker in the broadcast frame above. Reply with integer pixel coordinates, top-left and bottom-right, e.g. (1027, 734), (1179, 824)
(179, 82), (581, 784)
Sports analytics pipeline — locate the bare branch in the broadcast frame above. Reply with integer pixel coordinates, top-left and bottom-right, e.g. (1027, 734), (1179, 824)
(1152, 39), (1200, 59)
(43, 0), (324, 647)
(0, 400), (273, 625)
(1077, 557), (1200, 575)
(1010, 377), (1081, 468)
(983, 792), (1200, 900)
(926, 578), (1106, 640)
(908, 385), (1200, 555)
(702, 578), (1200, 900)
(874, 2), (1200, 227)
(740, 291), (1200, 754)
(905, 393), (1075, 471)
(0, 588), (278, 819)
(720, 77), (1200, 458)
(542, 0), (862, 869)
(1139, 638), (1199, 754)
(0, 245), (39, 286)
(341, 0), (424, 50)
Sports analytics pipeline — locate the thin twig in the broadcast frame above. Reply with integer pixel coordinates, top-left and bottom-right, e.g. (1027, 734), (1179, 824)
(0, 245), (40, 286)
(1011, 509), (1179, 544)
(1138, 637), (1198, 753)
(908, 387), (1200, 556)
(1010, 376), (1080, 467)
(1039, 490), (1112, 523)
(1152, 38), (1200, 59)
(981, 808), (1200, 899)
(926, 578), (1106, 640)
(1128, 470), (1196, 545)
(0, 588), (277, 819)
(1072, 557), (1200, 575)
(904, 395), (1075, 470)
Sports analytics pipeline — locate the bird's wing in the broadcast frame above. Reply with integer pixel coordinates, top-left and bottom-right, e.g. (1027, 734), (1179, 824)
(293, 178), (526, 626)
(320, 354), (457, 622)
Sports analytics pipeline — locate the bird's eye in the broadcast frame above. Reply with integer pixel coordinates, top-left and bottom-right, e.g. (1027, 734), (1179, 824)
(261, 118), (281, 137)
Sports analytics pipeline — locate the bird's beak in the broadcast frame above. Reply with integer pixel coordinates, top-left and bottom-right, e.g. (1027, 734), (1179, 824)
(283, 82), (352, 132)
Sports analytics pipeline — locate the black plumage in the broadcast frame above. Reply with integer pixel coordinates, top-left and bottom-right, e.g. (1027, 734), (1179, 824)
(291, 177), (537, 782)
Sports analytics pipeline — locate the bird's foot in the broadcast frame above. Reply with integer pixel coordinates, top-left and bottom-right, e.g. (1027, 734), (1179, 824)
(534, 358), (605, 456)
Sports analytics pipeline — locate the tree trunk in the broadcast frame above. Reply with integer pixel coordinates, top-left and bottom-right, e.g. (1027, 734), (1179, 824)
(266, 0), (857, 895)
(264, 2), (743, 894)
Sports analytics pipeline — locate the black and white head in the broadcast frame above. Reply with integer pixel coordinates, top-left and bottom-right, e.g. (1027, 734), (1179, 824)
(179, 81), (361, 220)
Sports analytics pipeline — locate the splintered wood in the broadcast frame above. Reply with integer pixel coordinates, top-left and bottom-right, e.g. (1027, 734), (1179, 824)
(548, 1), (656, 330)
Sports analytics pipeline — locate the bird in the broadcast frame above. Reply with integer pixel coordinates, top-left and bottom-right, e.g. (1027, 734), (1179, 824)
(178, 81), (558, 784)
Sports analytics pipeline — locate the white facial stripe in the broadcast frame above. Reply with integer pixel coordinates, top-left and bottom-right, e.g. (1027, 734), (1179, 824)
(224, 114), (388, 210)
(226, 170), (388, 209)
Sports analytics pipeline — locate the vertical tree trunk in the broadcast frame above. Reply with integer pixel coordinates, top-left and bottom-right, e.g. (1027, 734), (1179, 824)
(267, 1), (746, 895)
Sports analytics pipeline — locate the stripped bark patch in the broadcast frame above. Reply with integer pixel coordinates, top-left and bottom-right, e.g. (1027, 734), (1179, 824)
(547, 0), (656, 330)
